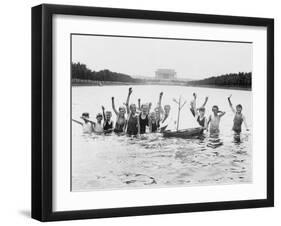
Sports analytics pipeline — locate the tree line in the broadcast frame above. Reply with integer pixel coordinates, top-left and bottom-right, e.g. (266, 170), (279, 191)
(72, 62), (251, 88)
(71, 62), (142, 83)
(188, 72), (252, 88)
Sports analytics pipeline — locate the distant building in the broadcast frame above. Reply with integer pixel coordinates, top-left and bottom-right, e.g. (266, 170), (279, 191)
(155, 69), (176, 80)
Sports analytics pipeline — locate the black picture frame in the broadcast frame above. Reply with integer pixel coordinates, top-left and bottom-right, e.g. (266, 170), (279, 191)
(32, 4), (274, 222)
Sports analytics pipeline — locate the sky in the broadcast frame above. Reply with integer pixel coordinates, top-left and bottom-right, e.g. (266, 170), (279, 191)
(72, 34), (252, 80)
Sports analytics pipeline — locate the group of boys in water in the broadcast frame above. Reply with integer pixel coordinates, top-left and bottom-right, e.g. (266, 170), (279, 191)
(73, 87), (249, 139)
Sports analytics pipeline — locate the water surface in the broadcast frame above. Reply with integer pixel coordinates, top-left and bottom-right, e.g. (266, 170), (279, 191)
(72, 85), (252, 191)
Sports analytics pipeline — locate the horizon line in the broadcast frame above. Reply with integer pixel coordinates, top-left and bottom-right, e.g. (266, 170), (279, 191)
(71, 61), (252, 81)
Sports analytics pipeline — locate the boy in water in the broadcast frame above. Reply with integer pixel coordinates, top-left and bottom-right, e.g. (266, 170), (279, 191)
(72, 112), (93, 133)
(158, 93), (172, 132)
(138, 98), (152, 114)
(125, 87), (140, 137)
(196, 107), (207, 129)
(227, 95), (249, 137)
(102, 106), (114, 134)
(190, 93), (208, 118)
(190, 93), (208, 129)
(92, 113), (104, 134)
(163, 105), (171, 120)
(207, 105), (226, 138)
(111, 97), (127, 133)
(139, 103), (150, 134)
(154, 92), (163, 129)
(149, 111), (158, 133)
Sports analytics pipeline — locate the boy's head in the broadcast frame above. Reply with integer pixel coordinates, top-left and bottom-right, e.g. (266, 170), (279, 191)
(154, 107), (161, 119)
(212, 105), (219, 114)
(105, 111), (112, 121)
(130, 104), (137, 113)
(154, 107), (159, 113)
(198, 107), (205, 117)
(150, 112), (156, 120)
(82, 112), (89, 118)
(118, 106), (126, 116)
(236, 104), (243, 113)
(96, 113), (103, 122)
(164, 105), (171, 115)
(141, 104), (149, 114)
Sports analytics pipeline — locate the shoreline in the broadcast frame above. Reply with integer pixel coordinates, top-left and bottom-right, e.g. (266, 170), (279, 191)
(72, 81), (251, 91)
(186, 84), (251, 91)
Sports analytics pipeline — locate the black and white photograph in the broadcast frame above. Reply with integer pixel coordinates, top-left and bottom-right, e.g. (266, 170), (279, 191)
(29, 3), (274, 222)
(71, 34), (252, 191)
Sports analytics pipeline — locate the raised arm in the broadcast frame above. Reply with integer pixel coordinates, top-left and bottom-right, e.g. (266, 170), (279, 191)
(227, 95), (236, 114)
(148, 102), (152, 114)
(111, 97), (118, 115)
(201, 96), (209, 108)
(157, 92), (163, 107)
(137, 98), (141, 111)
(72, 119), (83, 126)
(157, 92), (164, 114)
(190, 93), (197, 117)
(80, 116), (95, 125)
(102, 106), (106, 120)
(125, 87), (133, 114)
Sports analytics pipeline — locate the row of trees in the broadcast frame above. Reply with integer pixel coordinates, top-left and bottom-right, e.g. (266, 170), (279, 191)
(72, 62), (252, 88)
(71, 62), (140, 83)
(188, 72), (252, 88)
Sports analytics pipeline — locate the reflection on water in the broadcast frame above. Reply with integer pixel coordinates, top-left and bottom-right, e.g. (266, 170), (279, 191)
(72, 85), (252, 191)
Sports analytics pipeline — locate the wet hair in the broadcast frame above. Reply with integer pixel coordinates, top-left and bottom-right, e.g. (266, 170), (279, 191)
(105, 111), (112, 116)
(141, 104), (149, 110)
(82, 112), (89, 117)
(198, 107), (205, 112)
(130, 104), (136, 110)
(96, 113), (102, 118)
(236, 104), (243, 109)
(150, 111), (156, 117)
(118, 106), (126, 112)
(212, 105), (219, 110)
